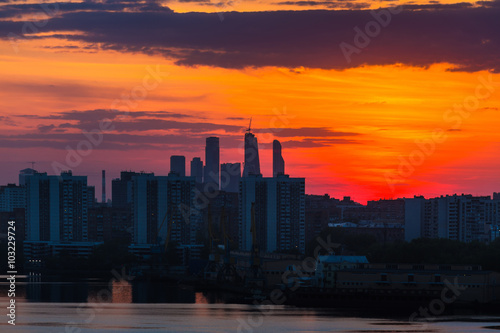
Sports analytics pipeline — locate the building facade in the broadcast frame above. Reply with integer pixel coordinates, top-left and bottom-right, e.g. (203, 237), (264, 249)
(405, 194), (500, 242)
(243, 131), (260, 177)
(273, 140), (285, 177)
(112, 171), (138, 209)
(239, 174), (305, 253)
(170, 155), (186, 177)
(221, 162), (241, 193)
(0, 184), (26, 212)
(204, 137), (220, 189)
(190, 157), (203, 184)
(26, 171), (89, 242)
(132, 173), (198, 246)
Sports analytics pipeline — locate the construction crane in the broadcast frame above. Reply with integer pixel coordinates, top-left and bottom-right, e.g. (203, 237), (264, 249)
(246, 117), (252, 133)
(203, 205), (220, 280)
(217, 206), (241, 284)
(245, 202), (266, 288)
(152, 208), (174, 256)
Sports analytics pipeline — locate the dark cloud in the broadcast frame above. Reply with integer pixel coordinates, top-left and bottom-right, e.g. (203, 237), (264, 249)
(19, 109), (201, 121)
(274, 1), (371, 9)
(37, 124), (56, 133)
(0, 130), (359, 151)
(400, 2), (473, 9)
(0, 115), (16, 126)
(10, 7), (500, 71)
(1, 5), (499, 71)
(7, 108), (363, 150)
(0, 132), (211, 151)
(476, 0), (500, 7)
(0, 0), (172, 19)
(16, 109), (238, 133)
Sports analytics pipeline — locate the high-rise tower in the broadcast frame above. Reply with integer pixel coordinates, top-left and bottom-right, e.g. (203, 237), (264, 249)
(221, 162), (241, 193)
(102, 170), (106, 204)
(273, 140), (285, 177)
(170, 155), (186, 177)
(243, 120), (261, 177)
(190, 157), (203, 183)
(204, 137), (220, 189)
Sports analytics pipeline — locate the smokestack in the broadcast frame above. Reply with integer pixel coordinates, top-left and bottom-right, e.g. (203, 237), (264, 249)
(102, 170), (106, 204)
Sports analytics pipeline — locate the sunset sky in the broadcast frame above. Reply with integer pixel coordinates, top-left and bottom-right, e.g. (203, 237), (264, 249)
(1, 0), (499, 203)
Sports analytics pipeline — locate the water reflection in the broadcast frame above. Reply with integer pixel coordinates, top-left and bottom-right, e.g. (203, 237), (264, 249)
(112, 279), (132, 303)
(0, 274), (232, 304)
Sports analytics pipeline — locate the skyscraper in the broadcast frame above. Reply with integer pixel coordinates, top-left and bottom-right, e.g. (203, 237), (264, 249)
(170, 155), (186, 177)
(204, 137), (220, 189)
(221, 162), (241, 193)
(273, 140), (285, 177)
(101, 170), (106, 204)
(243, 130), (260, 177)
(190, 157), (203, 183)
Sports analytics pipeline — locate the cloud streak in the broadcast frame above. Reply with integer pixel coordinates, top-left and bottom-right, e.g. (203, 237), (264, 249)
(6, 109), (362, 150)
(1, 5), (500, 72)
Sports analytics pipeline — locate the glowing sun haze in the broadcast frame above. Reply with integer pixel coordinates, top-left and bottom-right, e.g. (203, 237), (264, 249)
(1, 0), (500, 203)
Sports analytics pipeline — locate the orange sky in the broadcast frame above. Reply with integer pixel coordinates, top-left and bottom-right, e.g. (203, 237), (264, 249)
(0, 1), (499, 203)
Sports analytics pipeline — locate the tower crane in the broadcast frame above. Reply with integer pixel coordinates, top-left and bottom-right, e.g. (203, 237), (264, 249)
(217, 206), (241, 284)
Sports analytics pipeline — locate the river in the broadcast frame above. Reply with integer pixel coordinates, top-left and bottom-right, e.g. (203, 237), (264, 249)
(1, 277), (499, 332)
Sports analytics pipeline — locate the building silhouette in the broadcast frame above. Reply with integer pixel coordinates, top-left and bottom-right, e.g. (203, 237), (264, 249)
(26, 171), (89, 242)
(190, 157), (203, 183)
(132, 173), (198, 246)
(243, 130), (261, 177)
(405, 194), (500, 242)
(112, 171), (138, 209)
(204, 137), (220, 189)
(170, 155), (186, 177)
(273, 140), (285, 177)
(19, 168), (36, 186)
(239, 174), (305, 253)
(0, 184), (26, 212)
(101, 170), (106, 204)
(221, 162), (241, 193)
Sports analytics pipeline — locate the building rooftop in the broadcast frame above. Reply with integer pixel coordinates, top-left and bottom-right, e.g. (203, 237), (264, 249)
(318, 255), (369, 264)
